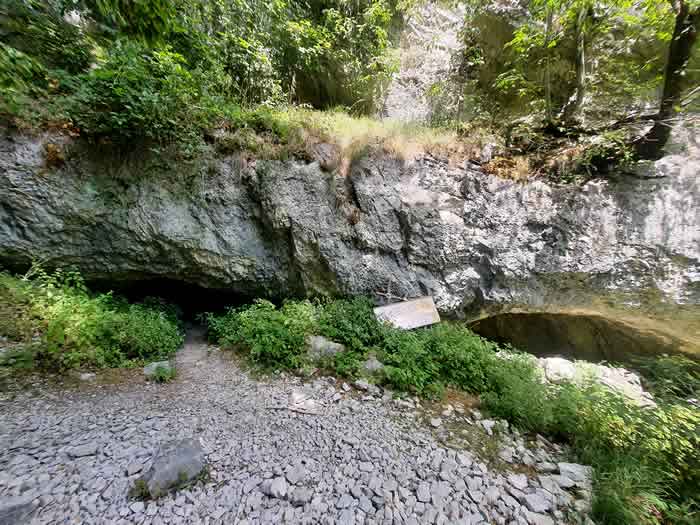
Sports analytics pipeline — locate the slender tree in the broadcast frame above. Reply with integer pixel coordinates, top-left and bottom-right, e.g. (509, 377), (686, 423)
(636, 0), (699, 159)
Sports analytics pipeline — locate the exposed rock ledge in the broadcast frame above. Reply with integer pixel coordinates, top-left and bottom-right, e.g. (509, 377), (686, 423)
(1, 129), (698, 357)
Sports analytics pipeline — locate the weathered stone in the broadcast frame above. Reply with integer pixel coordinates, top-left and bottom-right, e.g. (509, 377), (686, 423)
(507, 474), (528, 491)
(307, 336), (346, 360)
(289, 487), (313, 506)
(523, 493), (551, 513)
(139, 439), (206, 498)
(416, 482), (431, 504)
(68, 444), (98, 458)
(0, 495), (36, 525)
(539, 358), (576, 383)
(557, 463), (592, 484)
(261, 477), (288, 499)
(361, 354), (384, 375)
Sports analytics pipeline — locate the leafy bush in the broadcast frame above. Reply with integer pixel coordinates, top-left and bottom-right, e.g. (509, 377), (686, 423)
(318, 297), (386, 352)
(481, 354), (552, 431)
(206, 296), (700, 523)
(210, 300), (317, 370)
(66, 40), (214, 148)
(0, 0), (92, 74)
(0, 268), (183, 370)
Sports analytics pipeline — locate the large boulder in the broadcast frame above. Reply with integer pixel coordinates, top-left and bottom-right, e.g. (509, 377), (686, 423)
(0, 130), (698, 357)
(138, 438), (206, 498)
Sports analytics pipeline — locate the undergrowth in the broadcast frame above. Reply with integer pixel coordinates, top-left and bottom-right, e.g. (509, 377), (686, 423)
(0, 266), (183, 370)
(206, 297), (700, 525)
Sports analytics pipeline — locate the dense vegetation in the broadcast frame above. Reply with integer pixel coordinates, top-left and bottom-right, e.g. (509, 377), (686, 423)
(0, 267), (183, 370)
(0, 0), (402, 149)
(1, 0), (697, 174)
(207, 298), (700, 525)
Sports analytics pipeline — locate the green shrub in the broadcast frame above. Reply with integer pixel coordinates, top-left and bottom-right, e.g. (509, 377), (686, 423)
(67, 40), (215, 148)
(381, 329), (443, 397)
(0, 0), (92, 75)
(318, 297), (385, 352)
(204, 295), (700, 523)
(0, 268), (183, 370)
(633, 354), (700, 403)
(481, 354), (552, 431)
(211, 300), (317, 370)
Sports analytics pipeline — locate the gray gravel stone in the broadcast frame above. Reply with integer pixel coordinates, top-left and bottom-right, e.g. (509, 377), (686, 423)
(68, 444), (98, 458)
(523, 493), (551, 513)
(0, 328), (592, 524)
(558, 463), (592, 484)
(417, 482), (431, 503)
(0, 495), (36, 525)
(507, 474), (528, 491)
(262, 477), (288, 499)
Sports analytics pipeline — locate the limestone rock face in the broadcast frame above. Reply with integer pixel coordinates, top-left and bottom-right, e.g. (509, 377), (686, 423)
(0, 131), (698, 355)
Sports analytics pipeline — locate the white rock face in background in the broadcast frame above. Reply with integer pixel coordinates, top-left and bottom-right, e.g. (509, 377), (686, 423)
(380, 2), (466, 122)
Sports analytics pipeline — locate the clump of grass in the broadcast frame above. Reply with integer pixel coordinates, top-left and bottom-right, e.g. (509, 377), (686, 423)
(151, 364), (176, 383)
(632, 354), (699, 403)
(211, 105), (495, 168)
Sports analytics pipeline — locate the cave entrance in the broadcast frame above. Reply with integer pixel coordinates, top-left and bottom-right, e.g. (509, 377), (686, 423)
(88, 278), (250, 321)
(468, 312), (685, 363)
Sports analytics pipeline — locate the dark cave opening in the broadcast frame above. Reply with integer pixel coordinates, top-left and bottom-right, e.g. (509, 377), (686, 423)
(88, 278), (252, 321)
(468, 312), (682, 363)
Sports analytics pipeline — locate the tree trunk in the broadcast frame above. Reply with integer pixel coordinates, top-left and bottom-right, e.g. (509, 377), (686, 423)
(543, 6), (554, 124)
(636, 0), (699, 159)
(563, 4), (589, 124)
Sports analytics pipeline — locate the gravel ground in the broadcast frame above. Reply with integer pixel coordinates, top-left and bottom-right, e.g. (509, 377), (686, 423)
(0, 328), (593, 524)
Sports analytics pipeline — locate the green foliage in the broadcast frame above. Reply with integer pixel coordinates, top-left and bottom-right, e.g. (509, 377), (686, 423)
(633, 354), (700, 403)
(209, 300), (318, 370)
(66, 39), (214, 148)
(579, 130), (635, 174)
(318, 297), (385, 352)
(481, 354), (552, 430)
(0, 267), (183, 370)
(151, 364), (176, 383)
(1, 0), (403, 139)
(1, 0), (92, 74)
(206, 296), (700, 523)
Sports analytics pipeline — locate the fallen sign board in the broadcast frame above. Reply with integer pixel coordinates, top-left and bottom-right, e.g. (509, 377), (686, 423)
(373, 296), (441, 330)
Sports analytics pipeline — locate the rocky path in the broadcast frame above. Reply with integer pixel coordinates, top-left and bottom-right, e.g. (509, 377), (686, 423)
(0, 328), (593, 524)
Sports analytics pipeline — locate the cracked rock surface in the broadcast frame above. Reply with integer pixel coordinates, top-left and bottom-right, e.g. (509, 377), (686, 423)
(0, 328), (594, 524)
(1, 127), (698, 356)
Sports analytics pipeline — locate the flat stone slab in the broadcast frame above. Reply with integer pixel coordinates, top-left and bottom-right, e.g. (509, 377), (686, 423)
(373, 297), (440, 330)
(0, 495), (36, 525)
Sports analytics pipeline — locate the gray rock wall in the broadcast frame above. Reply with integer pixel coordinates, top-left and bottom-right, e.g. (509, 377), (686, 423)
(1, 130), (698, 353)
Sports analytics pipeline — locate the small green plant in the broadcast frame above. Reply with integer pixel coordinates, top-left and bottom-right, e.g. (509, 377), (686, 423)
(128, 478), (150, 501)
(151, 364), (176, 383)
(208, 299), (318, 370)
